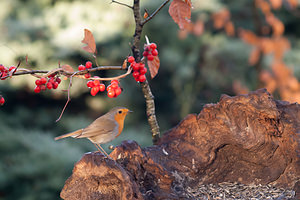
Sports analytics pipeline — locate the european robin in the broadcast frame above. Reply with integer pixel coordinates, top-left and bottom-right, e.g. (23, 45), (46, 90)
(54, 107), (132, 157)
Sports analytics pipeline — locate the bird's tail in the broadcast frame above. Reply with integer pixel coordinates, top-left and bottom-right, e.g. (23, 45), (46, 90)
(54, 129), (83, 141)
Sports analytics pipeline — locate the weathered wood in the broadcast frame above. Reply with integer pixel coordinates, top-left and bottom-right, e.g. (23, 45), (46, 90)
(61, 89), (300, 199)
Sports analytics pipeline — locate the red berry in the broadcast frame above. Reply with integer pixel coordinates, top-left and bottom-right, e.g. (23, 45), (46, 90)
(40, 77), (47, 84)
(115, 87), (122, 96)
(87, 80), (94, 88)
(35, 79), (41, 85)
(107, 90), (115, 98)
(78, 65), (85, 71)
(34, 86), (41, 93)
(128, 56), (135, 63)
(107, 84), (113, 91)
(138, 74), (146, 82)
(53, 82), (59, 89)
(151, 49), (158, 56)
(47, 82), (53, 89)
(132, 71), (140, 78)
(9, 66), (16, 71)
(147, 54), (154, 61)
(40, 85), (46, 91)
(144, 46), (150, 52)
(56, 77), (61, 84)
(111, 80), (119, 85)
(93, 80), (100, 86)
(1, 72), (7, 80)
(84, 73), (91, 78)
(132, 63), (140, 71)
(139, 63), (145, 70)
(150, 43), (157, 49)
(91, 86), (99, 96)
(99, 83), (105, 92)
(111, 83), (118, 90)
(0, 97), (5, 105)
(139, 67), (147, 75)
(49, 77), (55, 84)
(0, 65), (4, 71)
(48, 74), (56, 78)
(143, 51), (148, 57)
(85, 61), (92, 69)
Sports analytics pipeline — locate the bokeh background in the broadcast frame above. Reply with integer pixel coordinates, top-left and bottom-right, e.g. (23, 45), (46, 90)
(0, 0), (299, 199)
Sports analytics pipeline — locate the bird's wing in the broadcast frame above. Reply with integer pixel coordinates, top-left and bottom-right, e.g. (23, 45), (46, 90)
(75, 116), (117, 139)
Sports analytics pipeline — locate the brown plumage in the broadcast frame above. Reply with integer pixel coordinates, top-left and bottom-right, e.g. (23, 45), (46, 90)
(55, 107), (132, 157)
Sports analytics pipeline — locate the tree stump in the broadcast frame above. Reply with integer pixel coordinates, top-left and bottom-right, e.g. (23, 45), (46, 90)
(60, 89), (300, 199)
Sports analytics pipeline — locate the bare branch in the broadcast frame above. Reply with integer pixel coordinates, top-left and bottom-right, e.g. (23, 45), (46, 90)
(132, 0), (161, 144)
(110, 0), (133, 9)
(142, 0), (171, 25)
(56, 72), (79, 122)
(2, 66), (125, 79)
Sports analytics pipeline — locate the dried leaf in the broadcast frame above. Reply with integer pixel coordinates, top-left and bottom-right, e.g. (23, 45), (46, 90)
(62, 64), (74, 73)
(169, 0), (191, 30)
(185, 0), (192, 7)
(143, 12), (149, 19)
(81, 29), (97, 54)
(147, 56), (160, 79)
(122, 59), (127, 69)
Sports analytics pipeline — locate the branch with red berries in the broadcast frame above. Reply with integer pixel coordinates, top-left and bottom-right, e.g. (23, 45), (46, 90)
(0, 0), (169, 145)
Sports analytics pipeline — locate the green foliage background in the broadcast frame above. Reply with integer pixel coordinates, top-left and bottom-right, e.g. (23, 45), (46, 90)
(0, 0), (299, 199)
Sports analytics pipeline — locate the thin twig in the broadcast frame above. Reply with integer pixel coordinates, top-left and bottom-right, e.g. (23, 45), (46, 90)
(56, 71), (79, 122)
(142, 0), (170, 25)
(110, 0), (133, 9)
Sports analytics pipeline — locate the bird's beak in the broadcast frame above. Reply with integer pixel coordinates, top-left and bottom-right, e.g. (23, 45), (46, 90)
(127, 110), (133, 113)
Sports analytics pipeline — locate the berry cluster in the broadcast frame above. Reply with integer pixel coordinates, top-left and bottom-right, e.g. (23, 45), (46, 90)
(107, 80), (122, 98)
(86, 79), (122, 98)
(78, 61), (93, 78)
(87, 79), (105, 96)
(143, 43), (158, 61)
(0, 64), (16, 80)
(128, 56), (147, 83)
(34, 75), (61, 93)
(0, 96), (4, 106)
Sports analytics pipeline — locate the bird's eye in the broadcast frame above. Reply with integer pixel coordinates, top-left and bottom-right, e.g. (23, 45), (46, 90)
(118, 110), (122, 114)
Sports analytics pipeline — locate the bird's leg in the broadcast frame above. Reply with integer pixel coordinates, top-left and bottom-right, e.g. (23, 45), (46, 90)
(94, 143), (112, 159)
(93, 143), (106, 156)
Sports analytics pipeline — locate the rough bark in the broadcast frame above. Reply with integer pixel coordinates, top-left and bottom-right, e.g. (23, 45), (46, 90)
(60, 89), (300, 199)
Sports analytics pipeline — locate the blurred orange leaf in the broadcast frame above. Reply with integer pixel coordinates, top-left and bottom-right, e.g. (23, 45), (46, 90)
(248, 47), (261, 65)
(147, 56), (160, 79)
(239, 29), (258, 45)
(81, 29), (97, 54)
(287, 0), (298, 8)
(266, 15), (284, 36)
(193, 20), (204, 36)
(212, 8), (230, 29)
(169, 0), (191, 29)
(225, 21), (235, 36)
(255, 0), (271, 15)
(270, 0), (282, 9)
